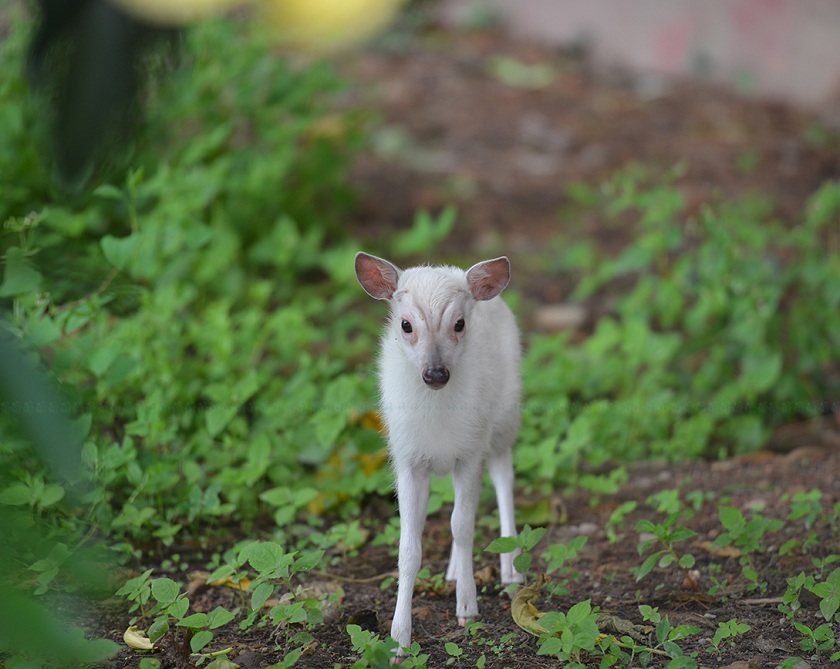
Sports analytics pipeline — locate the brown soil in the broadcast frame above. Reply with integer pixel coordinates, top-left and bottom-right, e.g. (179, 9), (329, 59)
(102, 18), (840, 669)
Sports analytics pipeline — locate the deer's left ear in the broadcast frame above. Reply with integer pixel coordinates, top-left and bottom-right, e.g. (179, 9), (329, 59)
(466, 256), (510, 301)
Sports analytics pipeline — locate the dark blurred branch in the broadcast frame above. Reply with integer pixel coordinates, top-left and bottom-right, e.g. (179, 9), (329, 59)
(27, 0), (178, 185)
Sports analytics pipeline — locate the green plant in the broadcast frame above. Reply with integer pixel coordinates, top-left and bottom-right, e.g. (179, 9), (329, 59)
(605, 501), (638, 543)
(534, 599), (600, 666)
(391, 206), (458, 256)
(707, 618), (751, 655)
(485, 524), (545, 578)
(712, 505), (784, 592)
(522, 167), (840, 478)
(633, 513), (698, 588)
(116, 574), (234, 659)
(346, 624), (429, 669)
(541, 536), (587, 598)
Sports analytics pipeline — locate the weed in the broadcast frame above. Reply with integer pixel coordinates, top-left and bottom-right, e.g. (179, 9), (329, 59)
(707, 618), (751, 655)
(633, 513), (698, 588)
(605, 501), (638, 543)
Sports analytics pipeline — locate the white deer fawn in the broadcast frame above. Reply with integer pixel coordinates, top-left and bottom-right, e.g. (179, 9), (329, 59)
(354, 252), (524, 659)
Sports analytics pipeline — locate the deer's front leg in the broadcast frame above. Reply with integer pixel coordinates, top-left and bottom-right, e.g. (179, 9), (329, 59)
(450, 458), (484, 624)
(488, 450), (523, 585)
(391, 465), (430, 657)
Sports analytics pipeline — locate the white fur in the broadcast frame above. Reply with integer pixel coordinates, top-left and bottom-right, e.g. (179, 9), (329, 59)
(355, 252), (524, 659)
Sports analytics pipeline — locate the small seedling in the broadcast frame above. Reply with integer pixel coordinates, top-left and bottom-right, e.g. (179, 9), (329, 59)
(633, 513), (698, 588)
(707, 619), (750, 655)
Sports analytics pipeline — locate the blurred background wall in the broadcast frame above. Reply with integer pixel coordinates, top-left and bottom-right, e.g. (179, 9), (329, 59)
(443, 0), (840, 109)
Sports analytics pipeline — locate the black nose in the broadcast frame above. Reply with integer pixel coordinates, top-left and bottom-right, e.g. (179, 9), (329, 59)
(422, 367), (450, 389)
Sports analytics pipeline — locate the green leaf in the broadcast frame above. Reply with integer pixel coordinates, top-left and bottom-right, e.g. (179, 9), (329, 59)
(246, 542), (293, 579)
(678, 553), (696, 569)
(519, 526), (547, 551)
(537, 635), (565, 656)
(24, 318), (61, 346)
(486, 536), (519, 553)
(93, 184), (125, 201)
(190, 629), (213, 653)
(250, 581), (274, 611)
(566, 599), (592, 624)
(38, 483), (65, 508)
(513, 553), (532, 575)
(537, 611), (566, 635)
(0, 483), (32, 506)
(634, 552), (662, 581)
(147, 617), (170, 643)
(208, 607), (235, 630)
(718, 506), (744, 531)
(293, 550), (324, 574)
(167, 598), (189, 620)
(444, 642), (463, 657)
(178, 612), (209, 629)
(151, 578), (180, 605)
(0, 247), (42, 296)
(101, 234), (139, 271)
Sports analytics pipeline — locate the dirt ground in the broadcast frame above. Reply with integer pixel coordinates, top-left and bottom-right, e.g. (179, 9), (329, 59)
(101, 17), (840, 669)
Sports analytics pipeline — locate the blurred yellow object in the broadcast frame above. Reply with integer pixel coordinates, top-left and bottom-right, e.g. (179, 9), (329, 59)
(263, 0), (406, 54)
(108, 0), (245, 24)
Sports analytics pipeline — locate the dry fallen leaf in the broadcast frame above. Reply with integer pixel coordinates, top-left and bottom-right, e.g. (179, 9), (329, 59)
(474, 564), (497, 586)
(188, 570), (252, 597)
(123, 625), (154, 651)
(596, 613), (653, 644)
(695, 540), (742, 559)
(511, 573), (551, 636)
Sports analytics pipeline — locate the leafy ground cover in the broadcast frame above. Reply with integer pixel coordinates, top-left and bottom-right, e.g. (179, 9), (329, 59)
(2, 3), (840, 668)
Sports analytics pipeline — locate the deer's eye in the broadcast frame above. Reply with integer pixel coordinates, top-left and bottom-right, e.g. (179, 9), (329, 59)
(401, 320), (413, 333)
(454, 318), (465, 333)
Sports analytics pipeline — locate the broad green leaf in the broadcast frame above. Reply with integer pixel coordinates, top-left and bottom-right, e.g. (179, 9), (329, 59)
(178, 612), (209, 628)
(486, 536), (518, 553)
(0, 247), (42, 296)
(246, 542), (293, 579)
(566, 599), (593, 625)
(190, 629), (213, 653)
(293, 550), (324, 573)
(38, 483), (65, 508)
(513, 553), (532, 575)
(718, 506), (744, 531)
(0, 483), (32, 506)
(208, 607), (235, 629)
(444, 642), (463, 657)
(250, 582), (274, 611)
(101, 234), (140, 271)
(147, 618), (170, 643)
(24, 318), (61, 346)
(519, 526), (547, 551)
(167, 598), (189, 620)
(151, 578), (180, 605)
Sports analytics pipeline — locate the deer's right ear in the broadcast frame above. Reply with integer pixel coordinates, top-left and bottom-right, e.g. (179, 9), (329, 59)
(355, 252), (401, 300)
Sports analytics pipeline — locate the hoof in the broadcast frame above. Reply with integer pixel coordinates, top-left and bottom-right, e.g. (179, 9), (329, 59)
(457, 616), (476, 627)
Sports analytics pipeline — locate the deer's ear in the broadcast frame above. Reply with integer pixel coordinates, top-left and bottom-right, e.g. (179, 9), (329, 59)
(466, 257), (510, 301)
(355, 252), (402, 300)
